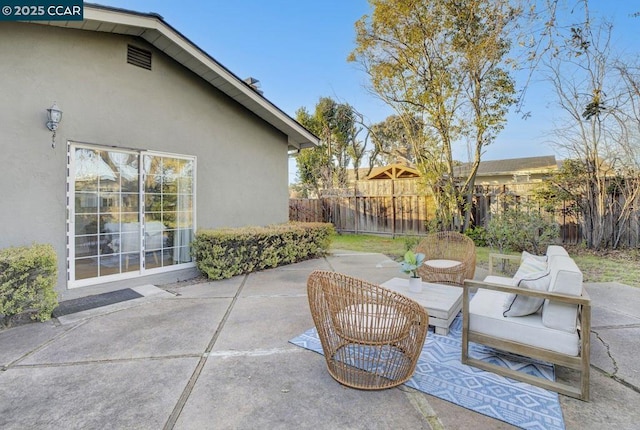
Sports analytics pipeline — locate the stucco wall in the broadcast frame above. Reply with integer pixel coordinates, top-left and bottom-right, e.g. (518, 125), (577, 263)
(0, 22), (290, 298)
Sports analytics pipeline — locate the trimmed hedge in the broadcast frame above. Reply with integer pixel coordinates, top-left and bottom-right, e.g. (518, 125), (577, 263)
(192, 222), (334, 280)
(0, 244), (58, 326)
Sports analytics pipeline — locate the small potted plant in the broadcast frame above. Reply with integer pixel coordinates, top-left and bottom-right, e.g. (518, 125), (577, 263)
(400, 250), (425, 292)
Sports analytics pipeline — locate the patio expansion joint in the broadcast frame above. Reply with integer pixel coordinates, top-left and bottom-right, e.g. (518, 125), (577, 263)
(162, 273), (249, 430)
(244, 293), (307, 299)
(2, 319), (91, 371)
(6, 353), (203, 370)
(205, 346), (304, 358)
(323, 255), (337, 273)
(591, 322), (640, 330)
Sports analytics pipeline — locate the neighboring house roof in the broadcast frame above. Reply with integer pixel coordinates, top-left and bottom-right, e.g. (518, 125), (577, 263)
(32, 3), (319, 150)
(454, 155), (557, 177)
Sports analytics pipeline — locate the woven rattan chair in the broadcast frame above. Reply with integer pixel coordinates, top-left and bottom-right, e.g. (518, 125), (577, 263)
(307, 270), (429, 390)
(416, 231), (476, 285)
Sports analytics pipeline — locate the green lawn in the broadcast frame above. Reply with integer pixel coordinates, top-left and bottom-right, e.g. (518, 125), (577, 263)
(329, 233), (640, 288)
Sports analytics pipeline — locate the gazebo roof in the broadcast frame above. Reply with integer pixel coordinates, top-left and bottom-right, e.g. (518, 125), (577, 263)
(367, 163), (421, 180)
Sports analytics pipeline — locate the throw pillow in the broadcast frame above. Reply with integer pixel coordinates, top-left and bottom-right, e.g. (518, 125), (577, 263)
(522, 250), (547, 263)
(513, 255), (547, 280)
(503, 270), (552, 317)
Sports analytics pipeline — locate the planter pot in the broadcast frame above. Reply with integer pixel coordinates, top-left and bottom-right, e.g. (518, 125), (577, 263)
(408, 277), (422, 293)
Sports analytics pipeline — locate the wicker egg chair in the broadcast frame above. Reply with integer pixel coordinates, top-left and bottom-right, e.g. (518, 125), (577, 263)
(416, 231), (476, 286)
(307, 270), (428, 390)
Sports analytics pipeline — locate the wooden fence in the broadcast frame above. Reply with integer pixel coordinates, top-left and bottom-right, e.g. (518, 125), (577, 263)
(332, 195), (433, 236)
(289, 198), (323, 223)
(291, 177), (435, 236)
(290, 182), (640, 247)
(290, 193), (433, 236)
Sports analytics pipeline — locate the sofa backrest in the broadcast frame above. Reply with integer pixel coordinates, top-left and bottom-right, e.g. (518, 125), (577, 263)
(546, 245), (569, 258)
(542, 255), (584, 333)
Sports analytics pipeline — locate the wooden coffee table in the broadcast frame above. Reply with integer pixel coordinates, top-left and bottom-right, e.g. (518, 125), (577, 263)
(381, 277), (463, 335)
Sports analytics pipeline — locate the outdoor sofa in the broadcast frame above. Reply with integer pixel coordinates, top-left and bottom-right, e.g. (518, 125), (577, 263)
(462, 245), (591, 401)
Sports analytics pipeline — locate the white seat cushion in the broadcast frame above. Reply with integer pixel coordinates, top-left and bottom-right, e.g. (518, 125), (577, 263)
(469, 289), (580, 356)
(335, 303), (409, 342)
(424, 259), (461, 269)
(483, 275), (516, 286)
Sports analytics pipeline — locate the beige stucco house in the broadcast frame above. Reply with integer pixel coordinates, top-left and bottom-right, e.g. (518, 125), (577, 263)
(0, 4), (318, 300)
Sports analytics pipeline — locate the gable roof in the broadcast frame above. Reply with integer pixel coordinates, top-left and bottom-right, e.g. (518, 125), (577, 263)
(454, 155), (557, 177)
(31, 3), (319, 150)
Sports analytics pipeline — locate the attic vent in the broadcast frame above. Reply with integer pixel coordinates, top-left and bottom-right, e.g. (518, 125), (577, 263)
(127, 45), (152, 70)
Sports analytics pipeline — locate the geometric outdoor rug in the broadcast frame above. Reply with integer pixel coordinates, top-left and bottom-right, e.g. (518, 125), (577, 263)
(290, 315), (565, 430)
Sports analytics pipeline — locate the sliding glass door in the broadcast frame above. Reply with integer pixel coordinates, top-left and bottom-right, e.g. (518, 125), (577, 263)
(68, 144), (195, 287)
(142, 153), (194, 269)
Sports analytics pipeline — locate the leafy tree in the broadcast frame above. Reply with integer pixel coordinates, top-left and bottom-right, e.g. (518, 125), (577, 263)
(368, 115), (422, 166)
(349, 0), (519, 231)
(294, 97), (363, 196)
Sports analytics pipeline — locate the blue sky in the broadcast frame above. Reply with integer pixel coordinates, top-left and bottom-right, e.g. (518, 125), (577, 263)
(95, 1), (638, 182)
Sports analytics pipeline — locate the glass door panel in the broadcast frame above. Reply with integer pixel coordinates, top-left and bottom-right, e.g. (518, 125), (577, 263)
(71, 147), (138, 280)
(70, 146), (194, 284)
(143, 154), (195, 270)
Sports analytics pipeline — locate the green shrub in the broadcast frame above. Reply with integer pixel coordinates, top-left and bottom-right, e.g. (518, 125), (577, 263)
(465, 226), (488, 247)
(0, 244), (58, 326)
(403, 235), (421, 252)
(191, 222), (335, 280)
(485, 206), (559, 254)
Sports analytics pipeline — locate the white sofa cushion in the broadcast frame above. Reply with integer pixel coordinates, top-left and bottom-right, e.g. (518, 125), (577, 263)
(522, 250), (547, 263)
(514, 255), (547, 279)
(484, 275), (516, 286)
(546, 245), (569, 258)
(542, 255), (584, 333)
(503, 270), (552, 317)
(469, 289), (580, 356)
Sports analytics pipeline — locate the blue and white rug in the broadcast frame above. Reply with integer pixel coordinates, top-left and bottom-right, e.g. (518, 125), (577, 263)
(290, 315), (565, 430)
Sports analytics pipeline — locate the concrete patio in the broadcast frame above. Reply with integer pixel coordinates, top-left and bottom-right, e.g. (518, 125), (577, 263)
(0, 250), (638, 429)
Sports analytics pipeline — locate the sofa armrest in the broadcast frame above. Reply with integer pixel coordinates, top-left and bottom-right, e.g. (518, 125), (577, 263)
(488, 253), (521, 275)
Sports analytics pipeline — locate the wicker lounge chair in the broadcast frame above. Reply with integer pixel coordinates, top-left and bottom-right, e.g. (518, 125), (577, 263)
(307, 270), (429, 390)
(416, 231), (476, 285)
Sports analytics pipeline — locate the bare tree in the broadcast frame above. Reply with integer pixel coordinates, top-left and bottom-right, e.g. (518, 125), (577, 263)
(543, 6), (640, 248)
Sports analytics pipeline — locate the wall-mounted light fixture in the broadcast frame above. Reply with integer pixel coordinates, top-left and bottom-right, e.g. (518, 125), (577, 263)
(46, 102), (62, 148)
